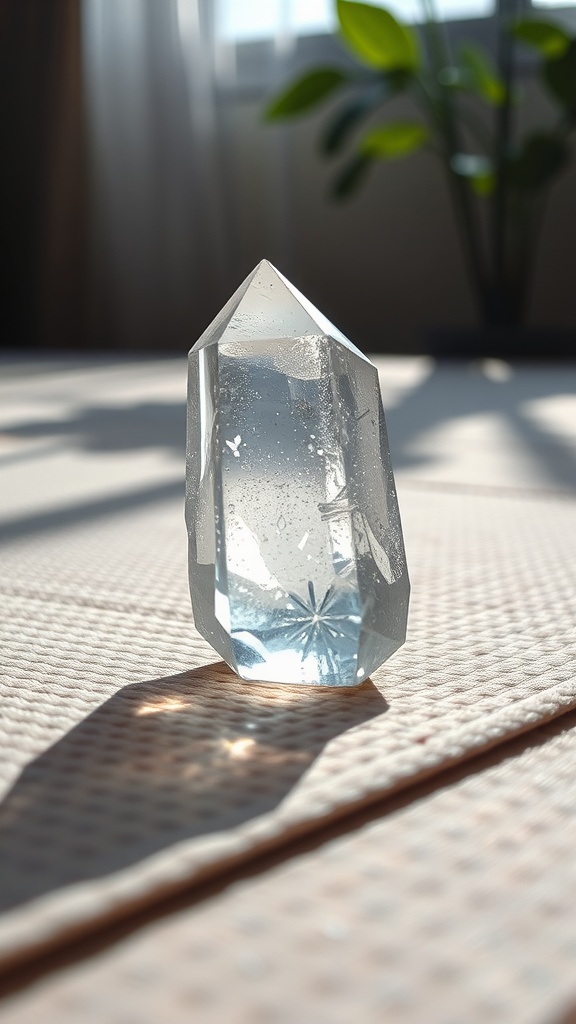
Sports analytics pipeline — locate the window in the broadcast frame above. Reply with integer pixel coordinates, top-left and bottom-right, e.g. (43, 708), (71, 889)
(216, 0), (497, 45)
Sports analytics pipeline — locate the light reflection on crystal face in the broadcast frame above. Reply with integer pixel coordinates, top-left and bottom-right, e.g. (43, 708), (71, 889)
(279, 581), (360, 658)
(227, 513), (280, 590)
(224, 575), (364, 686)
(186, 260), (409, 686)
(318, 484), (358, 522)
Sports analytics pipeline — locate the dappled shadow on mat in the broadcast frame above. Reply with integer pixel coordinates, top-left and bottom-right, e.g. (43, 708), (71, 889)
(386, 362), (576, 492)
(2, 401), (186, 457)
(0, 663), (386, 912)
(0, 478), (184, 544)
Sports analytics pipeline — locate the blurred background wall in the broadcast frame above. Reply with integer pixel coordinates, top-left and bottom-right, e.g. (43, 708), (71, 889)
(1, 0), (575, 354)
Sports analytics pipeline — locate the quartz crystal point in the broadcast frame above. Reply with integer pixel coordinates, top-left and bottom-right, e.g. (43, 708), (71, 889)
(186, 260), (409, 686)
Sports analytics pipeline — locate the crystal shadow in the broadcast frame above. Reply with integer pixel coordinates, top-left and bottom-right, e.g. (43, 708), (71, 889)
(0, 663), (387, 913)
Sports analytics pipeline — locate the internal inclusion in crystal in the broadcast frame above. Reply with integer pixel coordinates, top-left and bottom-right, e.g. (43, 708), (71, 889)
(186, 260), (409, 686)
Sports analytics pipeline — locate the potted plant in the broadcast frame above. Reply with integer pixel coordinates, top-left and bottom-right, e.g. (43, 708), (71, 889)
(265, 0), (576, 357)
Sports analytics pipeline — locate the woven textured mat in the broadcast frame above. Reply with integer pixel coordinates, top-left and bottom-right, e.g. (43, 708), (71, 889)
(1, 479), (576, 972)
(2, 715), (575, 1024)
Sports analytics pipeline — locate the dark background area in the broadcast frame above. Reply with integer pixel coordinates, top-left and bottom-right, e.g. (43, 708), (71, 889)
(1, 0), (575, 355)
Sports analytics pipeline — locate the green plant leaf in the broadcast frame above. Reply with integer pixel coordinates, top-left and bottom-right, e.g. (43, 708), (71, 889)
(507, 132), (569, 189)
(321, 93), (380, 155)
(451, 153), (495, 195)
(337, 0), (419, 72)
(511, 19), (570, 59)
(460, 45), (505, 104)
(265, 68), (347, 120)
(361, 121), (428, 158)
(331, 153), (373, 198)
(471, 173), (495, 196)
(544, 40), (576, 113)
(321, 73), (410, 155)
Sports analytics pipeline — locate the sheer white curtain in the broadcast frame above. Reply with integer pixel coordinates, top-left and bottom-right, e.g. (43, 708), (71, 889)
(82, 0), (233, 349)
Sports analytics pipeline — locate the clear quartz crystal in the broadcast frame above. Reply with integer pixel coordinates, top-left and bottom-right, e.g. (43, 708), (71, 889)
(186, 260), (409, 686)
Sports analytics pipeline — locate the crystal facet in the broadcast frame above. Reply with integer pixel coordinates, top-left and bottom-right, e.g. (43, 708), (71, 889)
(186, 260), (409, 686)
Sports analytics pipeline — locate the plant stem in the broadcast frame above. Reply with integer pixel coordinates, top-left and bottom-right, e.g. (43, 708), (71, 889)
(447, 162), (490, 315)
(490, 0), (519, 325)
(457, 102), (493, 153)
(514, 190), (548, 324)
(420, 0), (489, 316)
(421, 0), (450, 69)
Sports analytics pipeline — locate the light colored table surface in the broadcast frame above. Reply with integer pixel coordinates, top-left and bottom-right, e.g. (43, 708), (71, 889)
(0, 356), (575, 1023)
